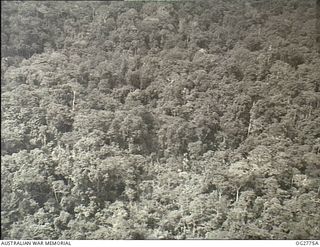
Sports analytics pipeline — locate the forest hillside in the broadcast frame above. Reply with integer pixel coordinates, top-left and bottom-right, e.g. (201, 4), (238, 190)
(1, 0), (320, 240)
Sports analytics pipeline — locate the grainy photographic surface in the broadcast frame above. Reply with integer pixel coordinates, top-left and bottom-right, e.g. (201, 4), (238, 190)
(1, 0), (320, 240)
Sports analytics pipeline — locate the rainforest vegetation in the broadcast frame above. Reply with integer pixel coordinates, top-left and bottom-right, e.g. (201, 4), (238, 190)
(1, 0), (320, 240)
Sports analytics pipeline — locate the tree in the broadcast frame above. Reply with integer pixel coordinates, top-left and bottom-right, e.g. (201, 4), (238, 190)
(1, 0), (319, 240)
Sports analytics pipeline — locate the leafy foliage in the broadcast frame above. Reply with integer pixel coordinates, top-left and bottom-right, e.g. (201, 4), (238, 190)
(1, 0), (319, 240)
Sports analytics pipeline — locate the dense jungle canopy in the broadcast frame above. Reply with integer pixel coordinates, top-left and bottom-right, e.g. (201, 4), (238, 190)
(1, 0), (320, 240)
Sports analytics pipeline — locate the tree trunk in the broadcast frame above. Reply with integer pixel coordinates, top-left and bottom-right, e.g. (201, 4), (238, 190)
(42, 133), (47, 146)
(192, 221), (196, 237)
(54, 190), (59, 203)
(247, 120), (252, 136)
(236, 186), (241, 202)
(72, 90), (76, 111)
